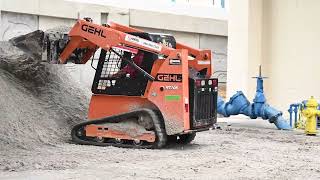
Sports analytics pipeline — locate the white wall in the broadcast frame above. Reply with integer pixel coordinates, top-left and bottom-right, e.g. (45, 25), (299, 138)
(0, 0), (130, 25)
(129, 9), (227, 36)
(39, 16), (76, 31)
(228, 0), (320, 116)
(262, 0), (320, 114)
(200, 34), (228, 83)
(0, 11), (38, 41)
(227, 0), (250, 98)
(0, 0), (227, 36)
(67, 0), (227, 19)
(0, 0), (228, 91)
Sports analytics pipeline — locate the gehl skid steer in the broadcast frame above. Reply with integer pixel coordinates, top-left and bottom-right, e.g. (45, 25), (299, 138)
(55, 18), (218, 148)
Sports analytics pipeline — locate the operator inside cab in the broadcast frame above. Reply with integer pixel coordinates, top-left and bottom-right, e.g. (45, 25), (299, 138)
(112, 51), (145, 79)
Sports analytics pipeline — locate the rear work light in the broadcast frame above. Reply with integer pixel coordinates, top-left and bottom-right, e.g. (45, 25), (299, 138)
(211, 79), (218, 87)
(195, 80), (201, 87)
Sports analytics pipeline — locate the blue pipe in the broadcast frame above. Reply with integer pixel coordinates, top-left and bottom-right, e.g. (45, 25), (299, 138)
(318, 105), (320, 128)
(288, 103), (300, 128)
(217, 93), (291, 130)
(217, 66), (291, 130)
(288, 105), (293, 127)
(217, 92), (251, 117)
(294, 106), (298, 125)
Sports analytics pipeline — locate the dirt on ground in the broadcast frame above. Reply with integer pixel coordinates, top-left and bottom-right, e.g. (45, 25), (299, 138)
(0, 31), (319, 180)
(1, 126), (320, 180)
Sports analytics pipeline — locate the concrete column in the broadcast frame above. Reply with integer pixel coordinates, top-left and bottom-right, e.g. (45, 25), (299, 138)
(227, 0), (263, 99)
(0, 10), (2, 41)
(227, 0), (250, 98)
(247, 0), (263, 97)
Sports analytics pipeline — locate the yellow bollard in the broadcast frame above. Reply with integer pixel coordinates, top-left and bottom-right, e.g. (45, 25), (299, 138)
(302, 96), (320, 135)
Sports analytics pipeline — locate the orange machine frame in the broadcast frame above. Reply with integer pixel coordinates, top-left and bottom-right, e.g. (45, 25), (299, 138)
(59, 20), (214, 136)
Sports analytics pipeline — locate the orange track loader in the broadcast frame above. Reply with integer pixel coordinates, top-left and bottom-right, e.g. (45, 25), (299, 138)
(58, 18), (218, 148)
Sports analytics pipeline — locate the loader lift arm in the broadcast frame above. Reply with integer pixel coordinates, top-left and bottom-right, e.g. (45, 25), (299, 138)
(60, 20), (174, 64)
(59, 19), (212, 76)
(108, 21), (212, 75)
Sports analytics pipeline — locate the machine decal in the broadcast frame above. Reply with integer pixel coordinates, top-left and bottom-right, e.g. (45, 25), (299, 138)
(125, 34), (162, 51)
(165, 95), (181, 101)
(169, 59), (181, 65)
(165, 85), (178, 90)
(156, 74), (182, 82)
(81, 24), (106, 38)
(161, 85), (179, 90)
(197, 60), (210, 65)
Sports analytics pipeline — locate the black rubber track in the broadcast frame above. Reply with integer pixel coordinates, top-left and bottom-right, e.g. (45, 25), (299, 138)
(71, 108), (167, 149)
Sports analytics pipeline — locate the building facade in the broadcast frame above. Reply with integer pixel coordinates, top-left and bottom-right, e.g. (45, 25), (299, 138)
(228, 0), (320, 116)
(0, 0), (228, 96)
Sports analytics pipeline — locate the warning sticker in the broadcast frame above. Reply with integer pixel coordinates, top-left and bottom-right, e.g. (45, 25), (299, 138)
(165, 95), (181, 101)
(197, 60), (211, 65)
(125, 34), (162, 52)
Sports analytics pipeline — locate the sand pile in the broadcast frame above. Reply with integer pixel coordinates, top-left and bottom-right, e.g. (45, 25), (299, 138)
(0, 31), (90, 150)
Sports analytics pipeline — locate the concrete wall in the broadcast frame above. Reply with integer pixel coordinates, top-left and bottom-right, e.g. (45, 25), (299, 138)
(0, 0), (228, 91)
(38, 16), (76, 31)
(200, 34), (228, 97)
(263, 0), (320, 113)
(200, 34), (227, 82)
(0, 0), (130, 26)
(228, 0), (320, 116)
(0, 11), (38, 41)
(69, 0), (227, 19)
(135, 26), (228, 81)
(227, 0), (250, 98)
(130, 9), (227, 36)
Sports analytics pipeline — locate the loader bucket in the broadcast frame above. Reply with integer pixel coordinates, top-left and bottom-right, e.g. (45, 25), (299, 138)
(9, 30), (45, 61)
(9, 27), (85, 64)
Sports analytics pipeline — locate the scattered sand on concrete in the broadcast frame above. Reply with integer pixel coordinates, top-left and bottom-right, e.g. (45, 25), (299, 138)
(1, 126), (320, 180)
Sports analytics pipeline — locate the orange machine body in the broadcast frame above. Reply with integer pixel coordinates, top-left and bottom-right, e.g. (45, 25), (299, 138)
(60, 19), (215, 138)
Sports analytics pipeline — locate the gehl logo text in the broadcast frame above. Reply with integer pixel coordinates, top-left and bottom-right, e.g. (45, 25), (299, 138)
(81, 24), (106, 38)
(156, 74), (182, 82)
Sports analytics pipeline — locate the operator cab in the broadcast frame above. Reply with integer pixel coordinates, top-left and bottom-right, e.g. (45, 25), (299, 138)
(91, 32), (176, 96)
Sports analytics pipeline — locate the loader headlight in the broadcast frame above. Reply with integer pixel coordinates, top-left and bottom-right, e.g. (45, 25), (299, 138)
(201, 80), (205, 86)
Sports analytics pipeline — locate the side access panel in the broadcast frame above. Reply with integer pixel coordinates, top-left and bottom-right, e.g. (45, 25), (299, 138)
(88, 95), (155, 120)
(146, 49), (190, 135)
